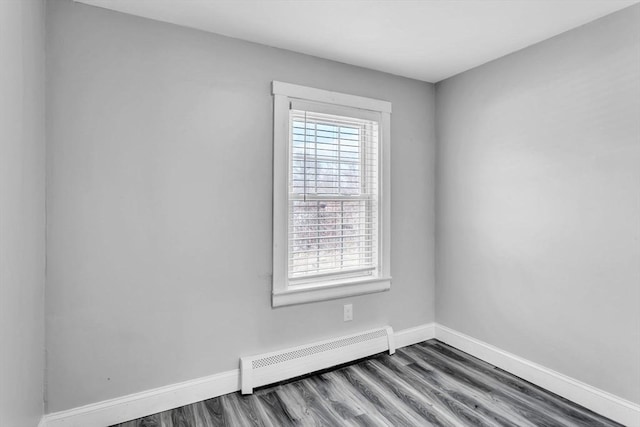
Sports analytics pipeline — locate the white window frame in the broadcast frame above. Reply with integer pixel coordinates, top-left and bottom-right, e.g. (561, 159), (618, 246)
(272, 81), (391, 307)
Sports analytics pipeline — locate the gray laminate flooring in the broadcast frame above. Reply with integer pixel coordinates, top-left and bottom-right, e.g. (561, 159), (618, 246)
(113, 340), (622, 427)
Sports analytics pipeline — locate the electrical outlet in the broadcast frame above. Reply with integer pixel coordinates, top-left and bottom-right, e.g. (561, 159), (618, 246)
(343, 304), (353, 322)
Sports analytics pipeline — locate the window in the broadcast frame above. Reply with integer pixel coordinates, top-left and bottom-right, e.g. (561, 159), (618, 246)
(272, 81), (391, 307)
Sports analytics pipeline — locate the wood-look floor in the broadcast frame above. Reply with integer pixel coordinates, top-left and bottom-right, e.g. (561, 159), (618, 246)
(113, 340), (621, 427)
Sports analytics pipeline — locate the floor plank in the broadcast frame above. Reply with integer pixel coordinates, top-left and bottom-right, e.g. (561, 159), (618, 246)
(112, 340), (622, 427)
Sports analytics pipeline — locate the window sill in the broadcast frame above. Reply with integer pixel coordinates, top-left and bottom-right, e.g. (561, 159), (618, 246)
(272, 277), (391, 307)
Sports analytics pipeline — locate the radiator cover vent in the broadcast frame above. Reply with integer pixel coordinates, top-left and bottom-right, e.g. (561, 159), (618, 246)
(240, 326), (395, 394)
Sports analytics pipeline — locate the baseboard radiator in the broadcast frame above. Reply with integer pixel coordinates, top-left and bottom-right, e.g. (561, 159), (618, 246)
(240, 326), (395, 394)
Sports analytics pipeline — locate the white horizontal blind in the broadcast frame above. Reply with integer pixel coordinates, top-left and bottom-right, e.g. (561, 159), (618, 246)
(288, 107), (379, 281)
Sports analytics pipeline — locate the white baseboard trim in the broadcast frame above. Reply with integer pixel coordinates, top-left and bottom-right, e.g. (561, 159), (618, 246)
(41, 323), (638, 427)
(42, 369), (239, 427)
(435, 324), (640, 427)
(394, 322), (436, 349)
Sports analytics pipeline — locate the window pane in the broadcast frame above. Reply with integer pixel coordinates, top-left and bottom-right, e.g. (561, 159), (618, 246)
(288, 199), (375, 278)
(288, 109), (379, 280)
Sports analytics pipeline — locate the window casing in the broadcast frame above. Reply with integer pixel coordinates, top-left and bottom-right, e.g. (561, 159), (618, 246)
(272, 82), (391, 307)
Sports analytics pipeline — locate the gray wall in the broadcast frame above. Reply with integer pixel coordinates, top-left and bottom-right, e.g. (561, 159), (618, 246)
(436, 4), (640, 404)
(0, 0), (46, 425)
(46, 0), (436, 412)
